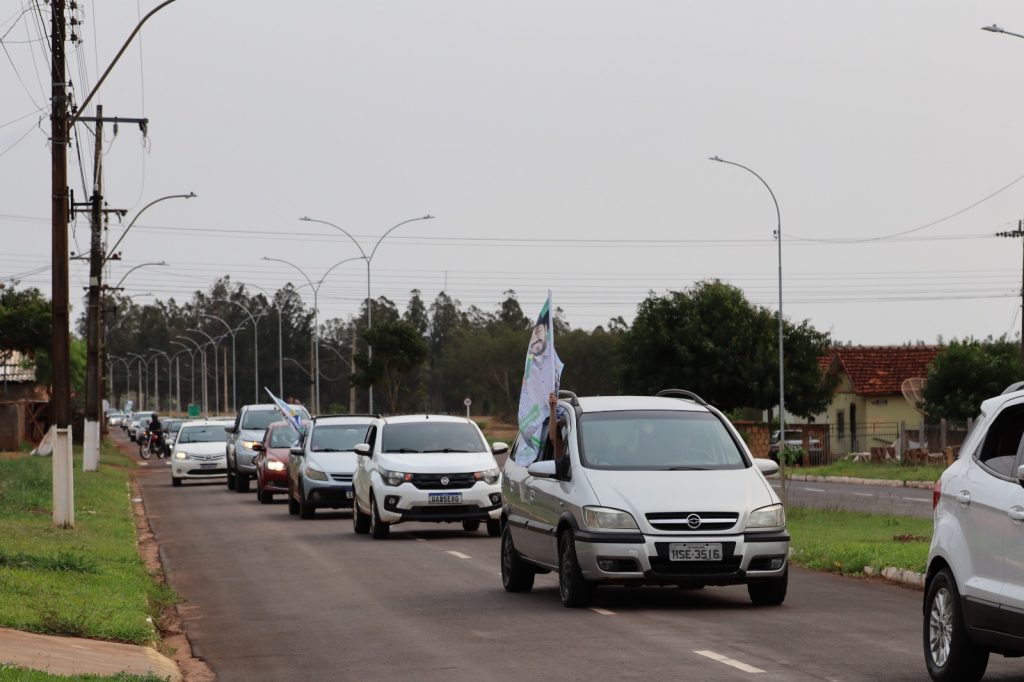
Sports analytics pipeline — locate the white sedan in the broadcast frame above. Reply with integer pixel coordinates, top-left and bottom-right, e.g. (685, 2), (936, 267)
(171, 419), (233, 487)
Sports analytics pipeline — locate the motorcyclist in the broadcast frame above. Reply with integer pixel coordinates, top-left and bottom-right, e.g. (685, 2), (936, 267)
(147, 413), (165, 456)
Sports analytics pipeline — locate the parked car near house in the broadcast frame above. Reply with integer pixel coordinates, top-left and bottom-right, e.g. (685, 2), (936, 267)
(923, 382), (1024, 681)
(768, 429), (822, 461)
(253, 421), (303, 504)
(500, 389), (789, 608)
(351, 415), (503, 539)
(288, 415), (375, 519)
(225, 403), (310, 493)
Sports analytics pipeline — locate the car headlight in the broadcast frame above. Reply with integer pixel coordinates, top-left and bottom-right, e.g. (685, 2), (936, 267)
(474, 468), (500, 484)
(747, 503), (786, 529)
(174, 451), (189, 460)
(305, 467), (328, 481)
(266, 461), (286, 472)
(380, 469), (412, 487)
(242, 441), (260, 451)
(582, 506), (639, 531)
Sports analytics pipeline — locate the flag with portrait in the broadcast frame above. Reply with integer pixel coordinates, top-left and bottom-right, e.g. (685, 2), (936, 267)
(516, 292), (563, 466)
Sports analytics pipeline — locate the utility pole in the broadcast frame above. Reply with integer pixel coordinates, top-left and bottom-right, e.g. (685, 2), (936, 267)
(996, 220), (1024, 362)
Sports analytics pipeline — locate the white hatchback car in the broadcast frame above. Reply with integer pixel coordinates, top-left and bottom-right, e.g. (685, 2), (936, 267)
(351, 415), (504, 539)
(170, 419), (233, 487)
(924, 383), (1024, 681)
(501, 390), (788, 608)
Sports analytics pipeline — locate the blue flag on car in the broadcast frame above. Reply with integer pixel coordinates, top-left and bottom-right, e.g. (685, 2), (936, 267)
(516, 291), (564, 466)
(264, 387), (303, 430)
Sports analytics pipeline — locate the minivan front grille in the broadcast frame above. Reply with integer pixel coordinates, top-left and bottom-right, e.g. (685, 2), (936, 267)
(410, 472), (476, 490)
(645, 511), (739, 532)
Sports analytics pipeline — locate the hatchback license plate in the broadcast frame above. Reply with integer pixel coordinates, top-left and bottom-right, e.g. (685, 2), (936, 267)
(429, 493), (462, 504)
(199, 463), (217, 470)
(669, 542), (722, 562)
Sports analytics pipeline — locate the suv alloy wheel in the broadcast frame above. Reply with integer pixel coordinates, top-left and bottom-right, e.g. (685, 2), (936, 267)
(369, 495), (390, 539)
(500, 525), (535, 593)
(558, 530), (595, 608)
(924, 568), (989, 681)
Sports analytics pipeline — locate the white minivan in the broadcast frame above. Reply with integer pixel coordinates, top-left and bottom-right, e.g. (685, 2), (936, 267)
(501, 390), (789, 607)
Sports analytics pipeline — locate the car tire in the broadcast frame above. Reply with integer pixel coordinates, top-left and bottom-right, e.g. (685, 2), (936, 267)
(462, 520), (481, 533)
(226, 464), (236, 491)
(558, 530), (595, 608)
(369, 495), (389, 539)
(486, 519), (501, 537)
(924, 568), (989, 682)
(299, 484), (315, 519)
(501, 525), (535, 593)
(352, 500), (371, 534)
(258, 484), (273, 504)
(171, 477), (182, 487)
(288, 491), (300, 516)
(747, 567), (788, 606)
(236, 473), (250, 494)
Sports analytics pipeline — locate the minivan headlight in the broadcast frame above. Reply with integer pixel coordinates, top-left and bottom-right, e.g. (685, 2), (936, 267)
(381, 469), (412, 487)
(582, 506), (638, 531)
(747, 504), (785, 529)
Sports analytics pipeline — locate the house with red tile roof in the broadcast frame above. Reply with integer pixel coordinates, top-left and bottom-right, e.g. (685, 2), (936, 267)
(819, 345), (939, 454)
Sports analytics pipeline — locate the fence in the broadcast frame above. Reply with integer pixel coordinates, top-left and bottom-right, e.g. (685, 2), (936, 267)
(804, 419), (972, 466)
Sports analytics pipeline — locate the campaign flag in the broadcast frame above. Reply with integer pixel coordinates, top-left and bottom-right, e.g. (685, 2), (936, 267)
(264, 387), (303, 430)
(516, 291), (564, 466)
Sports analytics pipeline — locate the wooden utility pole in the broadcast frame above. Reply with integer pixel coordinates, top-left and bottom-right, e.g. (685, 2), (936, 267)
(83, 106), (104, 471)
(995, 221), (1024, 362)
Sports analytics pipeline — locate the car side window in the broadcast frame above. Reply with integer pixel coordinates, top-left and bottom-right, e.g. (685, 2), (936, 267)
(366, 426), (378, 453)
(507, 434), (521, 464)
(975, 404), (1024, 478)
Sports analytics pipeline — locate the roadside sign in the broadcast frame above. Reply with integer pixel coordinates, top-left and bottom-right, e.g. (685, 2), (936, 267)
(187, 403), (201, 418)
(464, 397), (472, 418)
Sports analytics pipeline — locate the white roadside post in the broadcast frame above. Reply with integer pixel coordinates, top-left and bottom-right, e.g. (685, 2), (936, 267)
(464, 397), (472, 419)
(53, 426), (74, 527)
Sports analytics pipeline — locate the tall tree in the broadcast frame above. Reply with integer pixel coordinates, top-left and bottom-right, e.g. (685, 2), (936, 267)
(921, 338), (1022, 421)
(352, 319), (428, 414)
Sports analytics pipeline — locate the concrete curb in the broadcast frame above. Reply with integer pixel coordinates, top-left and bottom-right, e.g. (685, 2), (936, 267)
(864, 565), (926, 590)
(788, 474), (935, 490)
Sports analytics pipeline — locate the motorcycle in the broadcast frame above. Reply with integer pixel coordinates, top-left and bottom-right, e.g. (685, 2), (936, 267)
(138, 429), (166, 460)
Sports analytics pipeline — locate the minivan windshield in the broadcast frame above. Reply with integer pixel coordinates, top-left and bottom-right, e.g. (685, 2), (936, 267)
(241, 407), (307, 430)
(382, 422), (486, 454)
(579, 410), (747, 470)
(310, 424), (369, 452)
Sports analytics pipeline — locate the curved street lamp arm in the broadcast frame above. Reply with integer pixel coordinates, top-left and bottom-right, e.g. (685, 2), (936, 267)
(320, 342), (353, 370)
(174, 336), (202, 353)
(200, 313), (235, 338)
(262, 257), (315, 293)
(114, 261), (168, 290)
(283, 357), (312, 379)
(369, 215), (435, 263)
(708, 157), (780, 236)
(105, 193), (196, 263)
(317, 256), (366, 294)
(299, 217), (368, 260)
(224, 299), (258, 326)
(187, 328), (217, 346)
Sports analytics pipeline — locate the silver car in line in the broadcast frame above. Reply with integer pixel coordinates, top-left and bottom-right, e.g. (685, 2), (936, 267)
(500, 389), (789, 608)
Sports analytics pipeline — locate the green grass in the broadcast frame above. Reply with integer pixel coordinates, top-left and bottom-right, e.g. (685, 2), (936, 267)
(0, 440), (174, 645)
(793, 459), (946, 482)
(787, 506), (932, 575)
(0, 664), (167, 681)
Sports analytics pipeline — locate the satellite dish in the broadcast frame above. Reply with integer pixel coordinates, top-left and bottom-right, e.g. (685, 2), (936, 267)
(901, 377), (926, 414)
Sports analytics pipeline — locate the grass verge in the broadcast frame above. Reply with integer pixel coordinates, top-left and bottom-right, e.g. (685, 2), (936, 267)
(0, 439), (173, 645)
(792, 460), (945, 482)
(787, 506), (931, 576)
(0, 664), (166, 681)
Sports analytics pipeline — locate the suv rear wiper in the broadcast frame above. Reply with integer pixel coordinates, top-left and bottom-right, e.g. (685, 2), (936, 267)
(423, 448), (468, 453)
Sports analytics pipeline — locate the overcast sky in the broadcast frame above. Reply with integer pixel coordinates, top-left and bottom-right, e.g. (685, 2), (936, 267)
(4, 1), (1024, 345)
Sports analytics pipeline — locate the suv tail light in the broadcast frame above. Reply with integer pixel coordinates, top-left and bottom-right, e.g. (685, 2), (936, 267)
(932, 479), (941, 509)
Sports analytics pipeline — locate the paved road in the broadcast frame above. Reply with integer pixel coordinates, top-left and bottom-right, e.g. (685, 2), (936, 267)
(769, 479), (933, 518)
(131, 448), (1021, 680)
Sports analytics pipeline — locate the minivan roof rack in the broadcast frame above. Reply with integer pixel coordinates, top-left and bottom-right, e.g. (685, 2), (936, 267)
(655, 389), (708, 406)
(558, 390), (581, 408)
(1002, 382), (1024, 395)
(313, 413), (381, 420)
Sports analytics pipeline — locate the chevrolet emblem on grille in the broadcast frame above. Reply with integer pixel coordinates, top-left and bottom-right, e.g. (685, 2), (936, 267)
(686, 513), (702, 529)
(440, 476), (450, 486)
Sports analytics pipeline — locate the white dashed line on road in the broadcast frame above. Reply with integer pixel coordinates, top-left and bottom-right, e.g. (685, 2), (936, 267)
(901, 496), (929, 503)
(694, 650), (765, 674)
(851, 492), (874, 497)
(447, 551), (472, 559)
(803, 487), (826, 493)
(589, 607), (615, 616)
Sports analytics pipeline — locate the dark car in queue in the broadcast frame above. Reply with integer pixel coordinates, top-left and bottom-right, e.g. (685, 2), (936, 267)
(254, 421), (304, 504)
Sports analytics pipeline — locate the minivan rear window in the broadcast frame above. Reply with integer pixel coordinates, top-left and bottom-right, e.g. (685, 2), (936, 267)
(579, 410), (747, 470)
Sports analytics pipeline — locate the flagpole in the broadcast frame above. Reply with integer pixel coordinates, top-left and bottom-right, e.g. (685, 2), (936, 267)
(548, 290), (555, 391)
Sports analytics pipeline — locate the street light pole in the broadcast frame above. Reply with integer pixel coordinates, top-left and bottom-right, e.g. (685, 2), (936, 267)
(710, 155), (787, 505)
(201, 313), (240, 413)
(170, 341), (196, 408)
(126, 352), (146, 408)
(299, 215), (435, 413)
(224, 299), (263, 404)
(189, 328), (221, 414)
(176, 336), (207, 415)
(239, 282), (283, 398)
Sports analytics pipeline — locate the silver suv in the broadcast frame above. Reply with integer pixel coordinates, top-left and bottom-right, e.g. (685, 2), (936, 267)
(923, 383), (1024, 681)
(225, 403), (309, 493)
(500, 390), (788, 608)
(287, 415), (375, 519)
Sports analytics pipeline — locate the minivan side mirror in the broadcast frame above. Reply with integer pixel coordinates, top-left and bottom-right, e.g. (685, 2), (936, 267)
(527, 460), (557, 479)
(289, 446), (304, 456)
(755, 458), (780, 477)
(224, 426), (235, 434)
(491, 441), (508, 456)
(354, 443), (371, 457)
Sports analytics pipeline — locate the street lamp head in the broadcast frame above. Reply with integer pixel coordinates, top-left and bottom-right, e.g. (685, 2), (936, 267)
(299, 216), (311, 221)
(709, 155), (723, 162)
(983, 24), (1005, 33)
(186, 192), (197, 198)
(422, 215), (435, 220)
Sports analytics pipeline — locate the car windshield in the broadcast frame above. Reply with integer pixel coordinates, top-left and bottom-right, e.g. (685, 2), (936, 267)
(382, 422), (486, 454)
(579, 410), (747, 470)
(309, 424), (369, 452)
(270, 425), (300, 448)
(167, 421), (183, 434)
(178, 425), (229, 444)
(241, 410), (288, 430)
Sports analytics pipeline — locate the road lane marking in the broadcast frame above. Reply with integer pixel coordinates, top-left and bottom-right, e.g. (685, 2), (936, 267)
(803, 487), (826, 493)
(901, 496), (929, 503)
(694, 650), (764, 674)
(851, 492), (874, 497)
(447, 551), (471, 559)
(590, 607), (615, 616)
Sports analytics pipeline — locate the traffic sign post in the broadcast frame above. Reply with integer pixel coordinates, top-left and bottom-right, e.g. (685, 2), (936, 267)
(464, 397), (472, 419)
